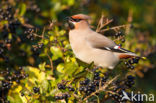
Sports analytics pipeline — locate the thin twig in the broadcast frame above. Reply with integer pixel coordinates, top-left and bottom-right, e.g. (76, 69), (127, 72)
(99, 19), (113, 30)
(48, 20), (54, 29)
(73, 93), (83, 103)
(99, 24), (129, 33)
(41, 27), (45, 40)
(46, 53), (54, 72)
(96, 14), (113, 32)
(33, 33), (43, 38)
(24, 95), (30, 103)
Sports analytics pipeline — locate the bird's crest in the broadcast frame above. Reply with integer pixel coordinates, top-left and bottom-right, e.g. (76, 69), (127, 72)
(71, 14), (91, 20)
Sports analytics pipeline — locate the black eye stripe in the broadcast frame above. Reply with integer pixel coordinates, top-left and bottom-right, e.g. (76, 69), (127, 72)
(71, 18), (82, 22)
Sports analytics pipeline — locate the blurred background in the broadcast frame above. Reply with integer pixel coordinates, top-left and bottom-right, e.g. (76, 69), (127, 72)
(0, 0), (156, 103)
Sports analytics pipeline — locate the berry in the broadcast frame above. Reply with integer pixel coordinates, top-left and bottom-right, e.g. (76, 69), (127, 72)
(62, 93), (70, 99)
(94, 72), (99, 77)
(118, 44), (122, 47)
(127, 75), (135, 80)
(130, 66), (135, 70)
(38, 43), (44, 48)
(21, 92), (24, 96)
(33, 87), (40, 93)
(55, 96), (60, 100)
(124, 61), (128, 65)
(79, 86), (84, 91)
(80, 78), (90, 85)
(102, 77), (107, 82)
(121, 38), (125, 43)
(94, 81), (99, 86)
(68, 87), (75, 91)
(128, 59), (134, 64)
(94, 76), (100, 80)
(57, 83), (66, 90)
(16, 79), (20, 83)
(118, 31), (122, 35)
(19, 67), (23, 70)
(132, 57), (140, 64)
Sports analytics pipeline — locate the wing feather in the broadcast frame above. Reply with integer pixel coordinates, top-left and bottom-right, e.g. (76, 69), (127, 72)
(86, 31), (135, 54)
(86, 31), (116, 48)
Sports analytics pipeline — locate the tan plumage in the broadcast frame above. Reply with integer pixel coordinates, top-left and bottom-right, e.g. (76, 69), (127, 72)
(68, 14), (139, 69)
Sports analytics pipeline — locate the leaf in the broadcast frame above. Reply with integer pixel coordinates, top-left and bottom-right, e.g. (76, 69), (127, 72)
(0, 76), (4, 80)
(74, 69), (87, 79)
(23, 66), (46, 84)
(39, 62), (46, 71)
(50, 46), (63, 60)
(56, 63), (64, 73)
(8, 94), (23, 103)
(50, 35), (54, 41)
(64, 61), (79, 79)
(41, 80), (49, 93)
(19, 3), (26, 16)
(67, 0), (74, 6)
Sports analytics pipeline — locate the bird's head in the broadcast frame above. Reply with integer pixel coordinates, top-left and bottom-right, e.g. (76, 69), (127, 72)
(67, 14), (91, 30)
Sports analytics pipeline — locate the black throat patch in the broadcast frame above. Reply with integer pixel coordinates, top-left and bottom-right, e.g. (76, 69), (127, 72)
(68, 22), (75, 30)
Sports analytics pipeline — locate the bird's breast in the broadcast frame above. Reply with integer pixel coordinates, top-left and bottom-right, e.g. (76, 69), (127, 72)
(69, 30), (92, 59)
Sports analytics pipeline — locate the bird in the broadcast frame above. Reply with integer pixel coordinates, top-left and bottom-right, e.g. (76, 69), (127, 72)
(67, 14), (142, 69)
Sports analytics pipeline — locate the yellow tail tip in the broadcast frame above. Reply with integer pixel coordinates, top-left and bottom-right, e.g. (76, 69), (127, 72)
(141, 57), (147, 60)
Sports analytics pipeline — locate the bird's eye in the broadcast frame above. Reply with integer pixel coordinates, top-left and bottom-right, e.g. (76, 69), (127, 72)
(72, 18), (82, 22)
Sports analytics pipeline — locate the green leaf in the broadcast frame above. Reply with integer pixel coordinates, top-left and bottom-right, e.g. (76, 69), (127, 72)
(0, 76), (4, 81)
(41, 80), (49, 93)
(67, 0), (74, 5)
(19, 3), (26, 16)
(39, 62), (46, 71)
(8, 94), (23, 103)
(50, 46), (63, 60)
(56, 63), (64, 73)
(64, 61), (79, 79)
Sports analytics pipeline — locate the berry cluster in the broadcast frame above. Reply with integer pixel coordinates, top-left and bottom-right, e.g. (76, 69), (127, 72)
(27, 1), (40, 13)
(33, 87), (40, 93)
(0, 2), (42, 102)
(125, 75), (135, 88)
(56, 69), (136, 102)
(0, 5), (14, 21)
(31, 43), (44, 57)
(57, 83), (75, 91)
(55, 83), (74, 100)
(114, 31), (126, 47)
(25, 28), (35, 41)
(114, 31), (123, 38)
(57, 83), (66, 90)
(55, 93), (71, 100)
(124, 57), (140, 69)
(0, 67), (28, 103)
(0, 4), (33, 66)
(108, 75), (135, 102)
(79, 72), (108, 96)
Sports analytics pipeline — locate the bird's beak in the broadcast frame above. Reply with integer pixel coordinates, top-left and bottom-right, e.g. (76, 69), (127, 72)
(66, 16), (72, 22)
(66, 16), (75, 30)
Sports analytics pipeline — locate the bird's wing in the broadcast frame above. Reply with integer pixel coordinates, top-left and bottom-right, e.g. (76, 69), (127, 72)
(86, 31), (116, 48)
(86, 31), (134, 54)
(98, 46), (134, 53)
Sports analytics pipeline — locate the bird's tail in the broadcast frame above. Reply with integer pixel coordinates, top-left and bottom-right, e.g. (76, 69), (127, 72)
(119, 52), (146, 60)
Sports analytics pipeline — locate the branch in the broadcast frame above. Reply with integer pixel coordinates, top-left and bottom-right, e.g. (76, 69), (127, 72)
(96, 14), (113, 33)
(99, 24), (130, 33)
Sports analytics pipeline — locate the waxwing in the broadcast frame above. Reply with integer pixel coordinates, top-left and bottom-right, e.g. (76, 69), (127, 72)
(67, 14), (140, 69)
